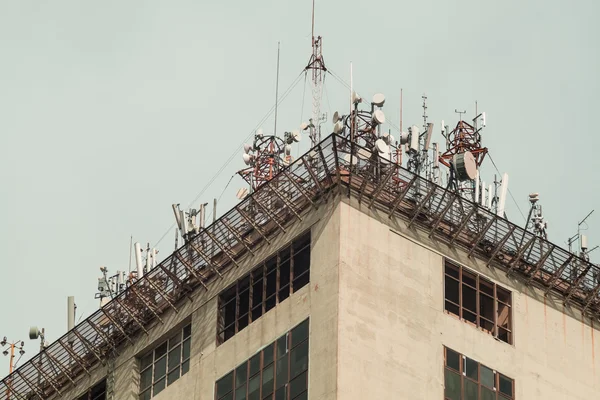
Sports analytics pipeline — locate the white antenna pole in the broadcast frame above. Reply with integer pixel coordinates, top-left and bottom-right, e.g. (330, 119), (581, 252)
(134, 242), (143, 278)
(152, 248), (157, 269)
(172, 204), (182, 231)
(67, 296), (75, 331)
(480, 180), (486, 206)
(497, 173), (509, 217)
(474, 171), (480, 204)
(199, 203), (206, 229)
(145, 243), (151, 273)
(487, 184), (493, 209)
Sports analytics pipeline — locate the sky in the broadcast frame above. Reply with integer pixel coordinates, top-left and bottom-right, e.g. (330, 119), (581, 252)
(1, 0), (599, 378)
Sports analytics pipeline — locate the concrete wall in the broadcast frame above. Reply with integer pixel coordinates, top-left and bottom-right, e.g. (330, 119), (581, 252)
(337, 199), (600, 399)
(58, 198), (341, 400)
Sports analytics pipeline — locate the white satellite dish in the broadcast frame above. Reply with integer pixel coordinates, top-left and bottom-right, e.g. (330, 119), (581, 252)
(372, 93), (386, 107)
(343, 153), (357, 165)
(374, 139), (389, 154)
(372, 110), (385, 125)
(242, 153), (253, 166)
(399, 132), (409, 145)
(292, 130), (301, 142)
(352, 91), (362, 104)
(236, 187), (249, 200)
(357, 148), (372, 160)
(382, 133), (395, 145)
(300, 122), (309, 131)
(243, 144), (252, 154)
(332, 111), (340, 123)
(453, 151), (477, 181)
(256, 128), (263, 137)
(333, 121), (344, 134)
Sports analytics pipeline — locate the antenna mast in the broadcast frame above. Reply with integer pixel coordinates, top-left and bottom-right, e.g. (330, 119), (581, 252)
(304, 0), (327, 147)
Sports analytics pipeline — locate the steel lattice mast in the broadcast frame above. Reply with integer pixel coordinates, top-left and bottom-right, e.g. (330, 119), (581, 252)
(304, 0), (327, 148)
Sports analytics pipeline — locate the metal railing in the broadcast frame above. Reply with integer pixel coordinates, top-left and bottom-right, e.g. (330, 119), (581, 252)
(1, 133), (599, 399)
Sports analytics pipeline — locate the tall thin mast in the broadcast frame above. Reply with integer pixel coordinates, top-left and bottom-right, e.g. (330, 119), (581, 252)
(304, 0), (327, 148)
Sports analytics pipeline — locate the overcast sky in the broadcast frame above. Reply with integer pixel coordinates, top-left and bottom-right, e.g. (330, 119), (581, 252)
(1, 0), (599, 378)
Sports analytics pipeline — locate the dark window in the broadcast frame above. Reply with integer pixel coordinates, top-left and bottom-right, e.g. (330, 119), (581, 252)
(444, 261), (513, 344)
(215, 318), (309, 400)
(77, 379), (107, 400)
(139, 323), (191, 400)
(218, 232), (311, 344)
(444, 347), (515, 400)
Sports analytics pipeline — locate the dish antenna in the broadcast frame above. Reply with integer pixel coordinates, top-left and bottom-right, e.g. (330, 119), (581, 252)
(292, 130), (301, 142)
(332, 111), (341, 123)
(242, 153), (254, 166)
(372, 93), (386, 107)
(452, 151), (478, 181)
(399, 132), (409, 145)
(372, 109), (385, 125)
(300, 122), (310, 131)
(352, 91), (362, 105)
(333, 121), (344, 134)
(382, 133), (394, 145)
(243, 144), (253, 154)
(374, 138), (391, 162)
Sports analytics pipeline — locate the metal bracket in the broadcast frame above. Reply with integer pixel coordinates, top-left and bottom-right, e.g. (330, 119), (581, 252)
(543, 254), (574, 295)
(30, 358), (62, 397)
(100, 308), (133, 345)
(485, 226), (517, 267)
(428, 193), (456, 238)
(451, 207), (479, 246)
(221, 218), (255, 255)
(175, 250), (210, 287)
(57, 338), (90, 375)
(204, 229), (241, 268)
(71, 330), (104, 366)
(236, 205), (271, 243)
(368, 167), (395, 209)
(129, 286), (163, 324)
(506, 236), (536, 275)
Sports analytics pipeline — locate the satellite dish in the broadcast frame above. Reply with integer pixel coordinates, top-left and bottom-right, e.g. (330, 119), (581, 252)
(343, 153), (357, 165)
(243, 144), (252, 154)
(399, 132), (409, 145)
(382, 133), (395, 145)
(256, 128), (264, 137)
(242, 153), (253, 166)
(352, 91), (362, 104)
(372, 110), (385, 125)
(333, 121), (344, 134)
(453, 151), (477, 181)
(236, 188), (249, 200)
(300, 122), (309, 131)
(332, 111), (340, 123)
(357, 148), (372, 160)
(292, 130), (301, 142)
(372, 93), (385, 107)
(374, 139), (389, 154)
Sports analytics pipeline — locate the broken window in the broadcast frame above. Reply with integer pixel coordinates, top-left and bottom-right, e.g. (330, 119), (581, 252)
(444, 261), (513, 344)
(215, 319), (309, 400)
(139, 323), (192, 400)
(218, 232), (311, 344)
(444, 347), (515, 400)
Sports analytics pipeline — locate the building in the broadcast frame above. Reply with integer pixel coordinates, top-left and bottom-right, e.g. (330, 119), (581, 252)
(2, 133), (600, 400)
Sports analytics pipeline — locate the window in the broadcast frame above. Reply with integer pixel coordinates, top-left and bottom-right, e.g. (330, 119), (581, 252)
(218, 232), (311, 344)
(444, 261), (513, 344)
(139, 324), (192, 400)
(215, 318), (309, 400)
(444, 347), (514, 400)
(77, 379), (106, 400)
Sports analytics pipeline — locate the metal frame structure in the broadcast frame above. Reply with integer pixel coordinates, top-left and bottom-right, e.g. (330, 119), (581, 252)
(2, 133), (600, 399)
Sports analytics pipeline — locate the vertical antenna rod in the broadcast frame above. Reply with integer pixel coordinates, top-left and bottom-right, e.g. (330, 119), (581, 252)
(274, 42), (281, 137)
(400, 88), (403, 133)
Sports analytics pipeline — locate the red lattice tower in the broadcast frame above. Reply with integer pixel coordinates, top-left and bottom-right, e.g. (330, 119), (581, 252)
(438, 120), (488, 168)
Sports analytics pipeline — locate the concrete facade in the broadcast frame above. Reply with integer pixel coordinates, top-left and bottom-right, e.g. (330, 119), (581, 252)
(57, 195), (599, 400)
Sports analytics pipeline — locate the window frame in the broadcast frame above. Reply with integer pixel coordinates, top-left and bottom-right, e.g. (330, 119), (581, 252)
(215, 318), (309, 400)
(444, 347), (515, 400)
(444, 260), (513, 344)
(139, 323), (192, 400)
(217, 232), (311, 344)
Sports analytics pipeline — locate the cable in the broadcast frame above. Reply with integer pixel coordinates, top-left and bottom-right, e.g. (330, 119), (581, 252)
(152, 71), (306, 249)
(206, 174), (235, 223)
(488, 153), (527, 222)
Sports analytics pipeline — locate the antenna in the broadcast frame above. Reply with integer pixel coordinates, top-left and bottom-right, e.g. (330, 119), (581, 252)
(496, 173), (509, 217)
(134, 242), (143, 278)
(455, 109), (466, 121)
(274, 42), (280, 137)
(304, 1), (327, 147)
(2, 337), (25, 376)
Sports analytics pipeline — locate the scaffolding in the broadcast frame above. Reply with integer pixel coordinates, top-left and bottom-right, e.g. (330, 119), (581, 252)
(2, 133), (600, 399)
